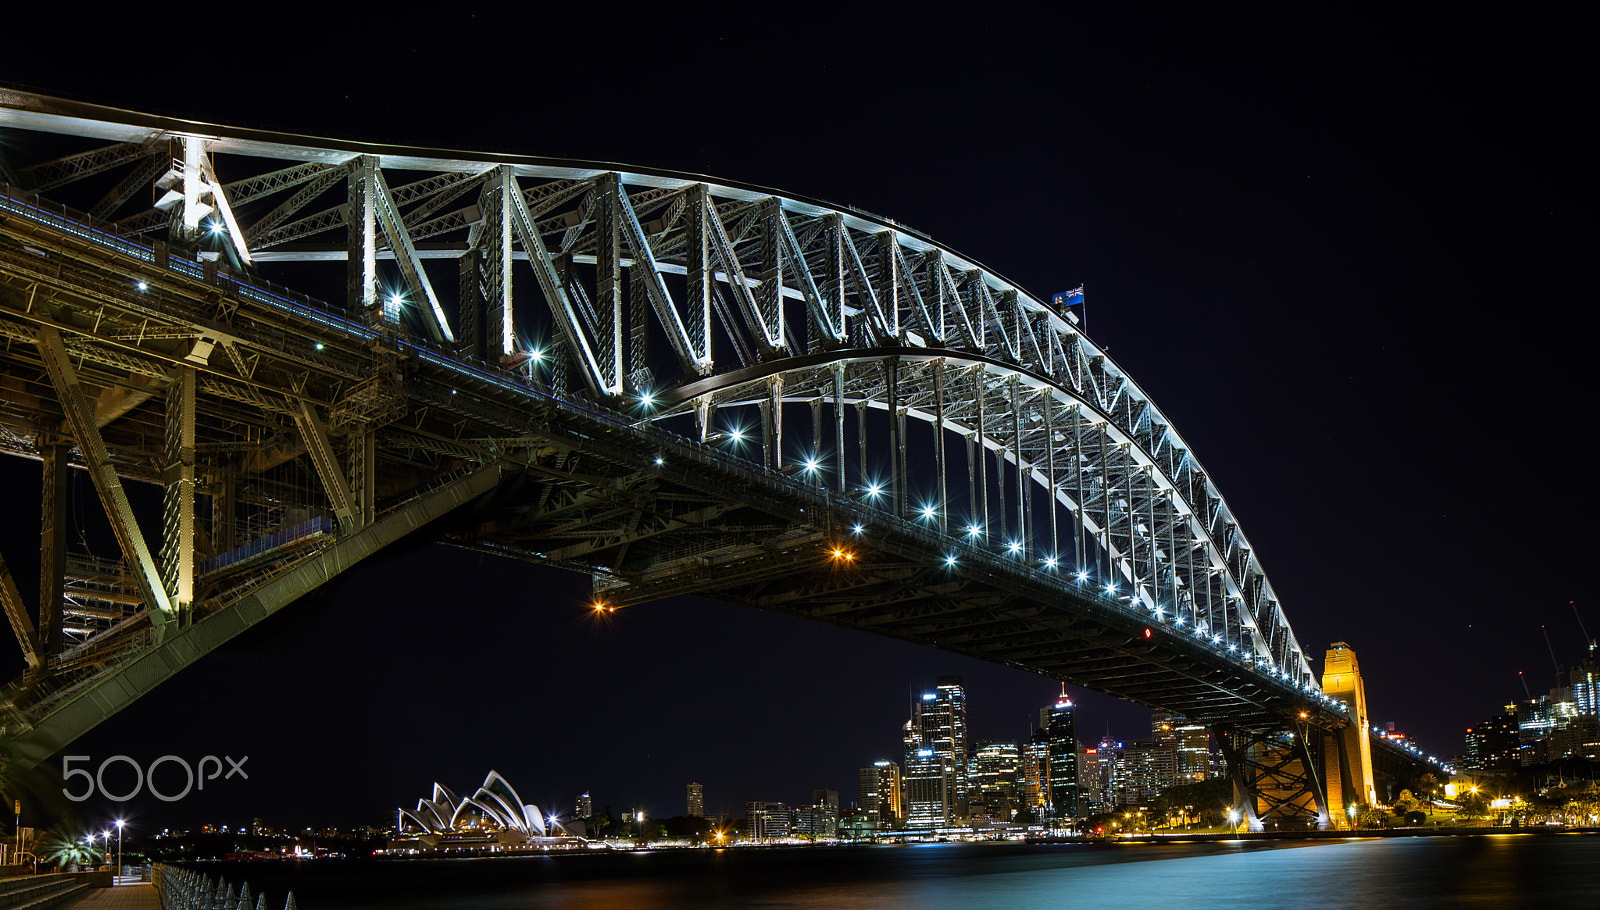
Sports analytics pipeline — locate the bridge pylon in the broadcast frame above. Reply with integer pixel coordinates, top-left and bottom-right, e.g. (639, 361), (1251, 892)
(1320, 641), (1376, 825)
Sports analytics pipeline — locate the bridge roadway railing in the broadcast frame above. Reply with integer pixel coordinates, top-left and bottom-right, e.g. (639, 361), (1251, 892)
(0, 181), (1347, 729)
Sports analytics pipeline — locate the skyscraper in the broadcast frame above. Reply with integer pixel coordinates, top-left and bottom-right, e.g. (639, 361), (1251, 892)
(970, 740), (1022, 821)
(576, 792), (593, 819)
(904, 747), (954, 828)
(1044, 685), (1079, 820)
(687, 782), (704, 818)
(859, 761), (903, 829)
(912, 676), (970, 802)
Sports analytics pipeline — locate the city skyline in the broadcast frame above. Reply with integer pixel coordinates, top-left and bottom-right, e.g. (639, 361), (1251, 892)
(0, 5), (1589, 835)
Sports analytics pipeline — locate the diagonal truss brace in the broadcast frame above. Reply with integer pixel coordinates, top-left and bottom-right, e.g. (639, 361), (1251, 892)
(0, 550), (41, 669)
(615, 184), (712, 374)
(292, 400), (359, 533)
(35, 326), (175, 638)
(368, 161), (454, 343)
(507, 172), (616, 396)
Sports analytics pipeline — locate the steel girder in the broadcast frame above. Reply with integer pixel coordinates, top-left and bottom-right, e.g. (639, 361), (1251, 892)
(0, 88), (1343, 750)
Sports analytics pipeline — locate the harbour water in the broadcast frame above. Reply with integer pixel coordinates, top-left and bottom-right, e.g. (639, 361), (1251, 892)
(202, 834), (1600, 909)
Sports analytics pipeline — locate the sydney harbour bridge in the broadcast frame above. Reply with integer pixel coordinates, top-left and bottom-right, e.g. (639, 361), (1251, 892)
(0, 88), (1437, 829)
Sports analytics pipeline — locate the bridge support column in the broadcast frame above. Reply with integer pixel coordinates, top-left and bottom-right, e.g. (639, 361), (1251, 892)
(38, 440), (68, 659)
(1321, 642), (1376, 824)
(1216, 723), (1333, 832)
(161, 366), (196, 622)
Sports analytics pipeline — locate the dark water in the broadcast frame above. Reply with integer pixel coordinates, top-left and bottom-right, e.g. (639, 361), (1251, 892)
(202, 834), (1600, 909)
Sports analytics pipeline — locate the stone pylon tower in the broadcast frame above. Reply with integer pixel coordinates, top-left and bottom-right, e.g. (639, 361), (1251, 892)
(1322, 642), (1376, 823)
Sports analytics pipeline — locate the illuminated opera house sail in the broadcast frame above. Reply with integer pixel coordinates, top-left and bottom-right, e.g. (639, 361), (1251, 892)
(394, 771), (575, 850)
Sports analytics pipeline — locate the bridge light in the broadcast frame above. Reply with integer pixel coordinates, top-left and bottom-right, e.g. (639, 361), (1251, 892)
(315, 342), (325, 351)
(653, 456), (664, 466)
(944, 554), (958, 567)
(1076, 570), (1088, 581)
(865, 483), (882, 499)
(851, 523), (864, 535)
(529, 347), (544, 363)
(1044, 556), (1058, 569)
(639, 392), (654, 408)
(1143, 628), (1152, 639)
(1006, 540), (1022, 554)
(208, 219), (224, 235)
(136, 280), (148, 291)
(728, 427), (745, 444)
(967, 524), (982, 538)
(1105, 583), (1117, 594)
(804, 457), (821, 473)
(921, 504), (937, 520)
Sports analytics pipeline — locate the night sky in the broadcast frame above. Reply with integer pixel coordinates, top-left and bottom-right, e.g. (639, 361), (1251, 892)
(1, 8), (1590, 831)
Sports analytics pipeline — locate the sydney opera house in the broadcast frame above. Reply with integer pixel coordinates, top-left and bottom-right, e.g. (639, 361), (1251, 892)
(391, 770), (584, 853)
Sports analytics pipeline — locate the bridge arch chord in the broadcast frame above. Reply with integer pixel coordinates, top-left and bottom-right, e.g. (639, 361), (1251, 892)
(0, 89), (1320, 695)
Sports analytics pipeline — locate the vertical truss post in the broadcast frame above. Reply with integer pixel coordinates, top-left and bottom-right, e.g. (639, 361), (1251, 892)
(810, 398), (822, 479)
(832, 364), (847, 494)
(876, 232), (900, 339)
(212, 463), (236, 554)
(933, 359), (948, 532)
(161, 366), (196, 619)
(346, 156), (382, 328)
(596, 174), (624, 391)
(1011, 378), (1024, 556)
(765, 376), (783, 471)
(695, 396), (712, 443)
(38, 441), (68, 659)
(173, 137), (212, 244)
(350, 429), (376, 528)
(0, 551), (41, 669)
(1098, 425), (1113, 582)
(757, 199), (785, 357)
(1045, 398), (1058, 561)
(1072, 406), (1086, 574)
(975, 369), (988, 536)
(856, 401), (869, 495)
(686, 185), (712, 369)
(486, 166), (516, 357)
(36, 328), (174, 639)
(457, 248), (482, 359)
(824, 217), (846, 346)
(888, 359), (903, 517)
(628, 262), (649, 383)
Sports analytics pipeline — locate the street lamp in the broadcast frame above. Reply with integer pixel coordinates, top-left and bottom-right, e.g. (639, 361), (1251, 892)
(115, 820), (123, 883)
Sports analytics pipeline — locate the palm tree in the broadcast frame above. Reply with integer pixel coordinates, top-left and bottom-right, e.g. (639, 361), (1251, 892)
(40, 831), (100, 871)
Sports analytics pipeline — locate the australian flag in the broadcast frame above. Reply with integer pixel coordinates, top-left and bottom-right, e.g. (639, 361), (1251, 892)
(1051, 286), (1084, 309)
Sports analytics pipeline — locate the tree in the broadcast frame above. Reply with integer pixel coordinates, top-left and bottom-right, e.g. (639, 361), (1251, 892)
(40, 831), (99, 871)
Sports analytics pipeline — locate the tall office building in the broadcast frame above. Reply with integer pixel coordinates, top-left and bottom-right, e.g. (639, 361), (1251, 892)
(1464, 709), (1520, 771)
(576, 792), (593, 819)
(687, 782), (704, 818)
(911, 676), (970, 802)
(745, 801), (791, 840)
(904, 747), (954, 828)
(970, 740), (1022, 820)
(1044, 685), (1079, 820)
(859, 761), (903, 828)
(1022, 729), (1049, 819)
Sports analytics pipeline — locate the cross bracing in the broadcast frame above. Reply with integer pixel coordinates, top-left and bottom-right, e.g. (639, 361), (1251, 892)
(0, 88), (1357, 765)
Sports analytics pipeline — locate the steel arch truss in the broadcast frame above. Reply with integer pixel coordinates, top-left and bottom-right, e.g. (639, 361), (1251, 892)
(0, 89), (1325, 725)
